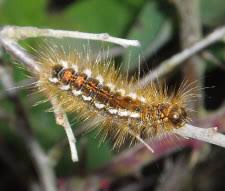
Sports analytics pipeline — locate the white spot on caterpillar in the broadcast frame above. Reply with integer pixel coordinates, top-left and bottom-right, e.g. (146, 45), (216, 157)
(130, 112), (140, 118)
(128, 92), (137, 99)
(118, 109), (130, 117)
(94, 102), (105, 109)
(108, 108), (118, 114)
(60, 84), (70, 90)
(60, 60), (68, 68)
(82, 95), (92, 101)
(107, 83), (115, 91)
(96, 75), (104, 84)
(72, 89), (82, 96)
(83, 68), (92, 77)
(72, 64), (78, 72)
(139, 96), (146, 103)
(117, 89), (125, 96)
(48, 77), (58, 83)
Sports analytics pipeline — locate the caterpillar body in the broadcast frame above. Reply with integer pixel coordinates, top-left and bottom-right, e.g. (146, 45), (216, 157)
(36, 44), (191, 150)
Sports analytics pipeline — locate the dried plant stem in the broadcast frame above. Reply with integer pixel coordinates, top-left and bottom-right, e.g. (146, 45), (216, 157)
(0, 29), (78, 162)
(138, 25), (225, 87)
(50, 97), (78, 162)
(28, 139), (58, 191)
(175, 124), (225, 148)
(0, 36), (40, 73)
(0, 25), (140, 48)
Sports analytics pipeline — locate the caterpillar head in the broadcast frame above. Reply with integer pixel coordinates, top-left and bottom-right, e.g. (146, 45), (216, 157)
(159, 103), (187, 128)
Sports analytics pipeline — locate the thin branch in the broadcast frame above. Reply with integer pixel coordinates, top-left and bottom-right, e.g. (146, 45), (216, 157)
(92, 124), (225, 180)
(138, 25), (225, 87)
(0, 36), (40, 73)
(28, 139), (58, 191)
(0, 34), (78, 162)
(50, 97), (78, 162)
(174, 124), (225, 148)
(201, 51), (225, 72)
(173, 0), (203, 112)
(0, 25), (140, 48)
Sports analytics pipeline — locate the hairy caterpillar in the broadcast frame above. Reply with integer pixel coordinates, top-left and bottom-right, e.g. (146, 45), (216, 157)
(34, 43), (192, 152)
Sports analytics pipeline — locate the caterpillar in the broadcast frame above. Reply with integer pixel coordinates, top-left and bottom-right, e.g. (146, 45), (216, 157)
(34, 43), (192, 152)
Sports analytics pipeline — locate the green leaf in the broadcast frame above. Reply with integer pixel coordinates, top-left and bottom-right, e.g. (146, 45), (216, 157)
(0, 0), (137, 37)
(200, 0), (225, 27)
(122, 1), (173, 72)
(46, 0), (133, 36)
(0, 0), (46, 25)
(85, 130), (113, 171)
